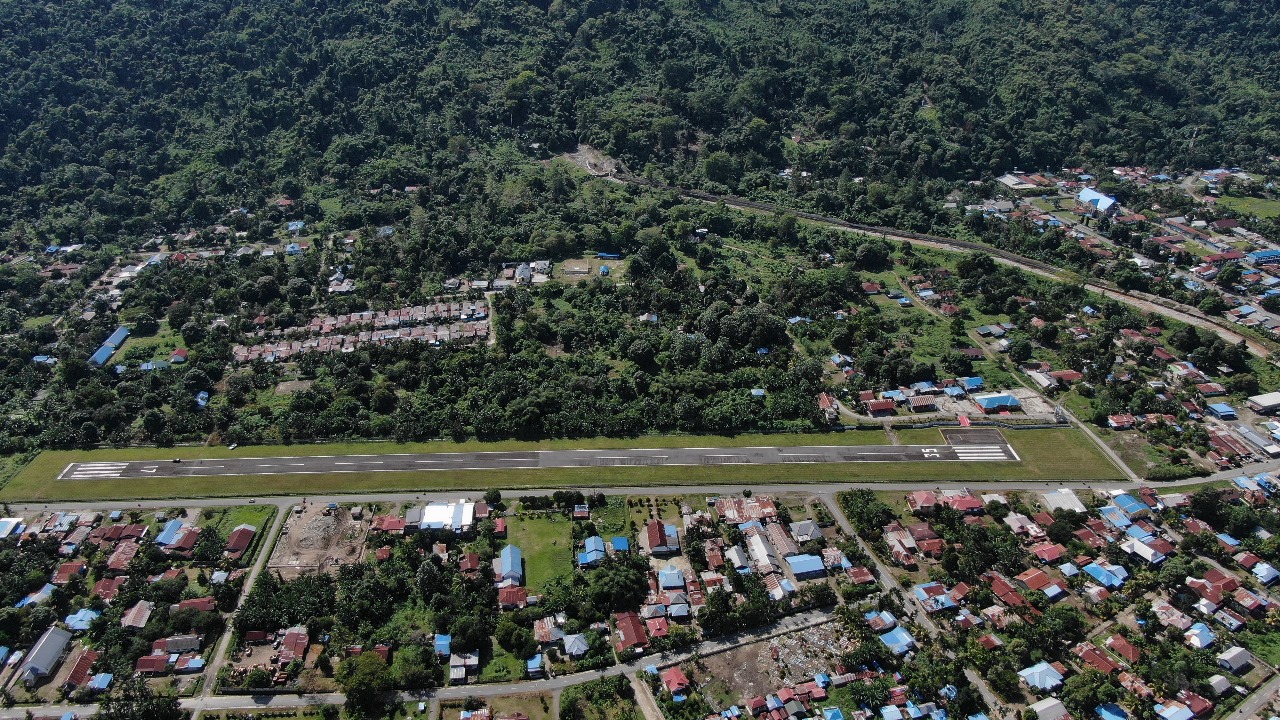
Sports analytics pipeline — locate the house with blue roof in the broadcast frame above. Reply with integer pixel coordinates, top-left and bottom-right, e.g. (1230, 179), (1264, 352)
(879, 626), (916, 655)
(87, 673), (113, 692)
(973, 393), (1021, 414)
(1216, 533), (1241, 549)
(578, 536), (606, 567)
(1185, 622), (1215, 649)
(1083, 561), (1128, 588)
(433, 634), (451, 656)
(1096, 703), (1128, 720)
(498, 545), (523, 584)
(155, 519), (186, 546)
(1018, 661), (1064, 691)
(610, 536), (630, 553)
(1098, 506), (1132, 530)
(786, 554), (826, 580)
(824, 709), (846, 720)
(65, 608), (100, 632)
(1207, 403), (1237, 420)
(1078, 188), (1117, 215)
(1155, 703), (1194, 720)
(16, 583), (55, 608)
(659, 564), (685, 589)
(913, 582), (957, 612)
(864, 610), (897, 630)
(961, 376), (985, 391)
(1124, 524), (1154, 543)
(1248, 249), (1280, 265)
(1112, 494), (1150, 519)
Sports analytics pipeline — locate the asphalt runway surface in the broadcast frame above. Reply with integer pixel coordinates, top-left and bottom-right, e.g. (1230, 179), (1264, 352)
(59, 438), (1019, 480)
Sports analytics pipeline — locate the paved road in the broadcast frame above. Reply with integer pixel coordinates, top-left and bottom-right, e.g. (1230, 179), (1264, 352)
(201, 504), (289, 695)
(621, 173), (1272, 359)
(1227, 672), (1280, 720)
(57, 443), (1020, 480)
(0, 610), (835, 719)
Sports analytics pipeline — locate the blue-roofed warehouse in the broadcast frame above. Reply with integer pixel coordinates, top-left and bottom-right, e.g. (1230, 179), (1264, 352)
(104, 327), (130, 348)
(973, 393), (1021, 414)
(786, 554), (827, 580)
(1112, 494), (1150, 519)
(1207, 403), (1237, 420)
(1099, 505), (1132, 530)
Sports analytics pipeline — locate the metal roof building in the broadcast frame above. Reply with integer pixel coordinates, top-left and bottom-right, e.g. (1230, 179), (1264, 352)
(19, 625), (72, 685)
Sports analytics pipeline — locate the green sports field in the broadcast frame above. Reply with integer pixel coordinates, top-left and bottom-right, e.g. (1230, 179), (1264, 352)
(1, 428), (1126, 502)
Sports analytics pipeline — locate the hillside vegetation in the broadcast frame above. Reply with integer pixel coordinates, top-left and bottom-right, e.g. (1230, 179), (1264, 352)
(2, 0), (1279, 241)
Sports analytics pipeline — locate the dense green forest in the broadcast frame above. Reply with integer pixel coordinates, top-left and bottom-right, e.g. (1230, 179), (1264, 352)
(2, 0), (1279, 243)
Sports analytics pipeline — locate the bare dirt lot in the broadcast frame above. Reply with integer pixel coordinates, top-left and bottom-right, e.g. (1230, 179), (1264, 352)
(267, 504), (367, 578)
(697, 622), (855, 705)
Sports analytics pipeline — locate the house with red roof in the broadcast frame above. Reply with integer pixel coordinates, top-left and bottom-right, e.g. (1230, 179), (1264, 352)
(53, 561), (87, 585)
(906, 491), (937, 515)
(1072, 642), (1120, 675)
(92, 577), (126, 603)
(1105, 634), (1140, 664)
(498, 586), (528, 609)
(278, 626), (309, 664)
(174, 596), (216, 613)
(224, 525), (257, 560)
(613, 612), (647, 653)
(62, 649), (99, 690)
(135, 654), (170, 675)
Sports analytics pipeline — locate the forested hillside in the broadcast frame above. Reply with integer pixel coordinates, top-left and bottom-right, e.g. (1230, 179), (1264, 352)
(2, 0), (1278, 242)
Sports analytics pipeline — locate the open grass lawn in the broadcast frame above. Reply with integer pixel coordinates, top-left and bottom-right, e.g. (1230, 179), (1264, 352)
(115, 320), (182, 362)
(1218, 193), (1280, 219)
(505, 514), (574, 593)
(21, 314), (55, 329)
(477, 637), (527, 683)
(437, 694), (554, 720)
(1240, 629), (1280, 666)
(3, 428), (1123, 502)
(1005, 428), (1123, 480)
(894, 428), (944, 445)
(592, 497), (633, 539)
(199, 504), (276, 534)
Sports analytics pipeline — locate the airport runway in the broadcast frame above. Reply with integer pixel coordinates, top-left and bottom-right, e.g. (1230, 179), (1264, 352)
(58, 441), (1019, 480)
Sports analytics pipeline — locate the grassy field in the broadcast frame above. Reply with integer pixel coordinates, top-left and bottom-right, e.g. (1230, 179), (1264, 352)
(477, 637), (527, 683)
(1217, 193), (1280, 218)
(1241, 629), (1280, 665)
(437, 694), (554, 720)
(198, 504), (276, 534)
(505, 513), (574, 592)
(2, 428), (1124, 502)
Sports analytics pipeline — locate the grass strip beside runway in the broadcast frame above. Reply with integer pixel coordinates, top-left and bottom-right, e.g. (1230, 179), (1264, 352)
(1, 429), (1123, 502)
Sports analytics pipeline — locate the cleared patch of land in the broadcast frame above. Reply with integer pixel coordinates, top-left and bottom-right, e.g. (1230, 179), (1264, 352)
(505, 513), (574, 592)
